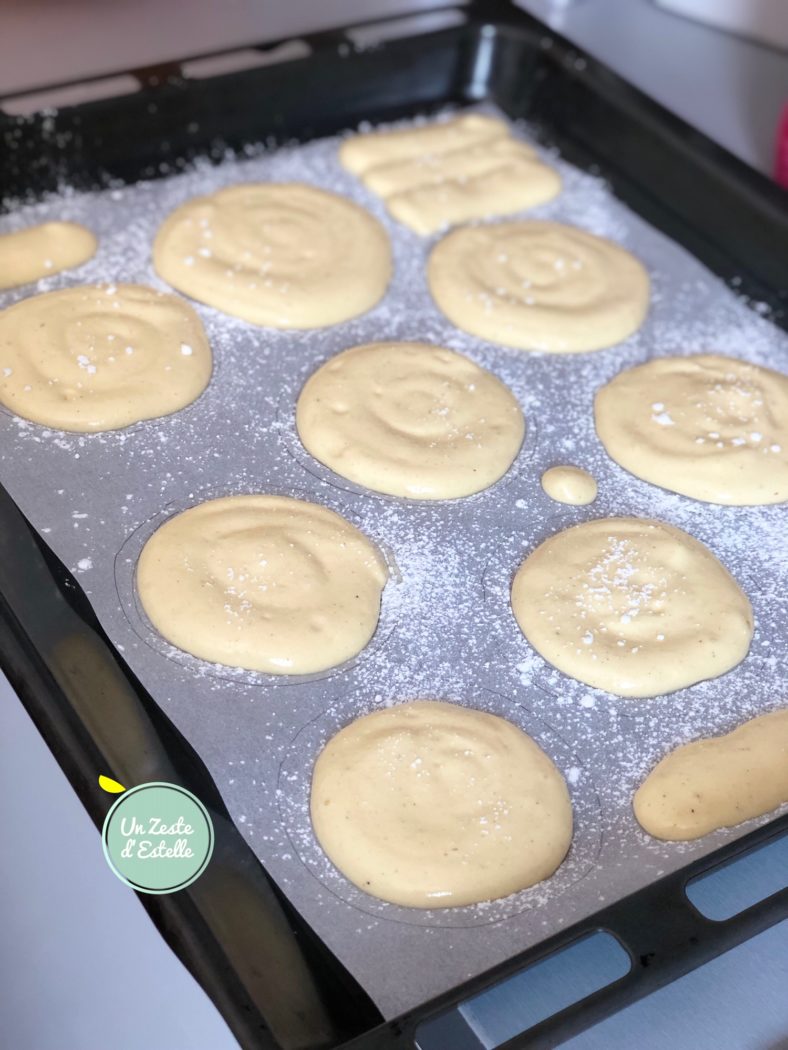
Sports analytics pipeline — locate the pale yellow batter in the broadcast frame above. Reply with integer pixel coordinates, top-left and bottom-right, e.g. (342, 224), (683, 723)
(511, 517), (753, 698)
(386, 161), (561, 236)
(339, 114), (509, 174)
(0, 284), (212, 431)
(634, 708), (788, 840)
(595, 355), (788, 504)
(541, 465), (597, 506)
(428, 221), (650, 352)
(342, 115), (561, 234)
(0, 221), (96, 290)
(295, 341), (525, 499)
(310, 700), (572, 908)
(152, 183), (391, 327)
(362, 137), (537, 196)
(137, 495), (388, 675)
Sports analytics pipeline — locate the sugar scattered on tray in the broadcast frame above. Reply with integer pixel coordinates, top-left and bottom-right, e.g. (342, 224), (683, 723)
(0, 103), (786, 1018)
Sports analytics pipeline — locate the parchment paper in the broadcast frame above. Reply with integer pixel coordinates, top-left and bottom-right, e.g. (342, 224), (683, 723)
(1, 109), (786, 1018)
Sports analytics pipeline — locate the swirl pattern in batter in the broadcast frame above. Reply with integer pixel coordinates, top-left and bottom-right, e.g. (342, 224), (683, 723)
(0, 283), (212, 431)
(511, 517), (753, 697)
(296, 341), (525, 499)
(152, 183), (392, 328)
(136, 494), (389, 675)
(428, 220), (650, 352)
(595, 355), (788, 504)
(310, 700), (573, 908)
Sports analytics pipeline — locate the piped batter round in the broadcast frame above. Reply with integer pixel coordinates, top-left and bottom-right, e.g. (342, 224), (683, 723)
(0, 283), (212, 431)
(136, 495), (388, 675)
(0, 221), (97, 290)
(428, 220), (650, 352)
(511, 517), (752, 698)
(296, 341), (525, 499)
(152, 183), (392, 328)
(595, 354), (788, 504)
(310, 700), (573, 908)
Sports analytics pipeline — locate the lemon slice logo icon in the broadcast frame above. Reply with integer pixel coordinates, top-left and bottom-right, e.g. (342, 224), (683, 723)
(101, 781), (214, 894)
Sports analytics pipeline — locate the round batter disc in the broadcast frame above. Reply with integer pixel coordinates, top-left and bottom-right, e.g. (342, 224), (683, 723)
(152, 182), (392, 328)
(595, 354), (788, 504)
(511, 517), (753, 698)
(0, 221), (97, 290)
(136, 495), (388, 675)
(428, 220), (650, 352)
(310, 700), (573, 908)
(0, 283), (212, 431)
(296, 341), (525, 499)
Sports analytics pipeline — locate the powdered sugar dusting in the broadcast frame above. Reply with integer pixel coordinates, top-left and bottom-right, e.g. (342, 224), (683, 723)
(0, 104), (786, 1019)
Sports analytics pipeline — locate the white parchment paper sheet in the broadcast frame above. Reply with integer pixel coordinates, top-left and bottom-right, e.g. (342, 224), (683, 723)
(1, 109), (786, 1018)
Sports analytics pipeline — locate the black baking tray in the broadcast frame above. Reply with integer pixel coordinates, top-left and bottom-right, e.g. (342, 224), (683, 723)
(1, 3), (787, 1047)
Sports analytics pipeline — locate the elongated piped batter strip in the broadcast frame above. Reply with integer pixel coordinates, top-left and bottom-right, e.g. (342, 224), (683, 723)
(634, 708), (788, 840)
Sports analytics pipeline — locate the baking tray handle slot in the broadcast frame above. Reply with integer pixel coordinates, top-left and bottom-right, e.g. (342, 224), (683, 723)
(414, 930), (631, 1050)
(686, 829), (788, 923)
(407, 820), (788, 1050)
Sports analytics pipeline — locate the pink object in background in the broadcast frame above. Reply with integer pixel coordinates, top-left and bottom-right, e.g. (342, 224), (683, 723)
(776, 104), (788, 188)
